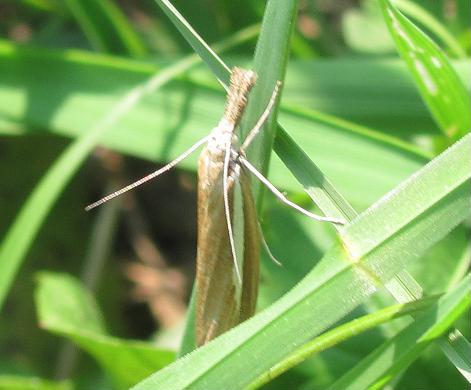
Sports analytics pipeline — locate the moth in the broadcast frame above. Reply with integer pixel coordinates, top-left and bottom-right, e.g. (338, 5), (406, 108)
(86, 67), (343, 346)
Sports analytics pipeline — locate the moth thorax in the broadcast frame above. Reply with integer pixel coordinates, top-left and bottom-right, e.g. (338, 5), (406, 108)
(223, 67), (257, 127)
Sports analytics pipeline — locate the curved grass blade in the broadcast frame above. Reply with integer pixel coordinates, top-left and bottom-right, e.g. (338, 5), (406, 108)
(328, 274), (470, 390)
(379, 0), (470, 139)
(395, 0), (467, 59)
(249, 295), (441, 388)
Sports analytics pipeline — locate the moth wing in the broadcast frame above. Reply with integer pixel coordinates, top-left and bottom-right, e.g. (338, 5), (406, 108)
(195, 149), (239, 346)
(239, 169), (260, 321)
(195, 149), (261, 346)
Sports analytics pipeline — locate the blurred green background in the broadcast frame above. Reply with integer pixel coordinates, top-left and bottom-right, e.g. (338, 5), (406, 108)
(0, 0), (469, 389)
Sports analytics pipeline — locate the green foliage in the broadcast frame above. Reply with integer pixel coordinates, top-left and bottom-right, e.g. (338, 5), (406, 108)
(36, 273), (174, 388)
(0, 0), (469, 389)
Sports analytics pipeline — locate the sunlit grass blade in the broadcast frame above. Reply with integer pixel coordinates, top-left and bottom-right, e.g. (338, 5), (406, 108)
(153, 0), (230, 83)
(0, 376), (71, 390)
(35, 272), (174, 388)
(274, 118), (469, 380)
(249, 295), (441, 388)
(0, 41), (446, 206)
(438, 330), (471, 383)
(131, 134), (470, 390)
(379, 0), (470, 139)
(328, 274), (470, 390)
(395, 0), (467, 58)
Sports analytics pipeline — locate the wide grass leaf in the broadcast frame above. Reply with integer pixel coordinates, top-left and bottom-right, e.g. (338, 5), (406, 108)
(35, 272), (174, 389)
(0, 376), (71, 390)
(0, 42), (442, 206)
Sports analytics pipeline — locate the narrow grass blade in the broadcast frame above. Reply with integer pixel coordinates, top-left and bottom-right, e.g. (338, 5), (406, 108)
(438, 330), (471, 382)
(249, 295), (441, 389)
(395, 0), (467, 58)
(153, 0), (230, 84)
(65, 0), (147, 57)
(328, 275), (470, 390)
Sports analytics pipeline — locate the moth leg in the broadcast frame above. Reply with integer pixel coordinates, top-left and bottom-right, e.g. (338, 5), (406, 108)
(257, 221), (282, 266)
(240, 81), (282, 152)
(85, 135), (209, 211)
(239, 156), (345, 225)
(222, 137), (243, 284)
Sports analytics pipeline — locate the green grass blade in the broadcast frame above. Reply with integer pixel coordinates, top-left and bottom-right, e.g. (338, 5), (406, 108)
(379, 0), (470, 139)
(35, 272), (174, 388)
(249, 295), (441, 388)
(0, 376), (71, 390)
(328, 274), (470, 390)
(1, 41), (444, 206)
(65, 0), (147, 57)
(274, 128), (358, 223)
(438, 330), (471, 382)
(240, 0), (299, 200)
(152, 0), (298, 194)
(131, 135), (470, 390)
(153, 0), (231, 84)
(395, 0), (467, 58)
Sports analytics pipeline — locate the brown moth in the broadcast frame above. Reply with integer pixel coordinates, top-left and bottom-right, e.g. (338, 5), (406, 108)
(195, 68), (260, 345)
(85, 67), (344, 347)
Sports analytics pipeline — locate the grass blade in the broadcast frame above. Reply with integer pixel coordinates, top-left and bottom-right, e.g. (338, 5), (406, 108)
(249, 295), (441, 388)
(379, 0), (470, 139)
(35, 272), (174, 388)
(328, 275), (470, 390)
(65, 0), (147, 57)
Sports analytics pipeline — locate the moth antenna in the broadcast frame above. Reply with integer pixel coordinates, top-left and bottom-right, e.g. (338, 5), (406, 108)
(222, 138), (243, 285)
(85, 135), (209, 211)
(240, 80), (282, 152)
(239, 156), (345, 225)
(257, 221), (282, 266)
